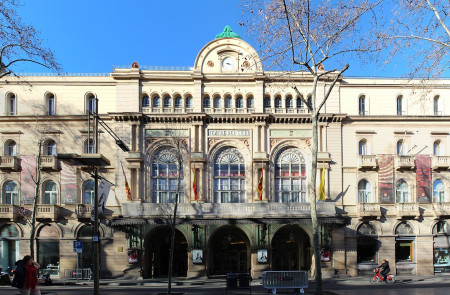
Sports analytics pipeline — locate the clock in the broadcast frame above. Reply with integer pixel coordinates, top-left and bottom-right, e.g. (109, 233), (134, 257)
(222, 57), (235, 70)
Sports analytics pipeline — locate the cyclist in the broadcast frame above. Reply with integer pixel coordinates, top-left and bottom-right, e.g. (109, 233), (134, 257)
(378, 259), (390, 282)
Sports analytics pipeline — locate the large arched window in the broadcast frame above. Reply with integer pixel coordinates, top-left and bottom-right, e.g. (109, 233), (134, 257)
(358, 179), (372, 203)
(83, 180), (94, 204)
(151, 148), (184, 203)
(433, 180), (445, 202)
(246, 96), (254, 109)
(42, 181), (58, 204)
(203, 96), (211, 108)
(185, 96), (193, 109)
(2, 181), (18, 204)
(153, 96), (160, 108)
(6, 140), (16, 156)
(359, 139), (368, 155)
(297, 95), (304, 109)
(236, 97), (243, 109)
(163, 96), (172, 108)
(263, 96), (271, 108)
(142, 95), (150, 108)
(286, 96), (293, 109)
(45, 140), (57, 156)
(357, 223), (378, 263)
(274, 96), (282, 108)
(395, 222), (414, 263)
(213, 148), (246, 203)
(434, 140), (442, 156)
(275, 148), (307, 203)
(214, 96), (221, 108)
(224, 96), (232, 109)
(396, 179), (409, 203)
(174, 96), (182, 108)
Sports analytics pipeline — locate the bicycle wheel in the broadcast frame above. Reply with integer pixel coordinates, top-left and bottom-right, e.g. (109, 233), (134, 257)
(369, 276), (379, 284)
(387, 275), (395, 284)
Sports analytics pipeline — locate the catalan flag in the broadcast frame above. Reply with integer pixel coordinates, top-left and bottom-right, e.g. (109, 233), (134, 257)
(120, 161), (132, 201)
(193, 168), (198, 201)
(257, 168), (263, 201)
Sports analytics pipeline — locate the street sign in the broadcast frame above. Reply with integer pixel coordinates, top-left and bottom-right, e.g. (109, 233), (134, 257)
(73, 241), (83, 253)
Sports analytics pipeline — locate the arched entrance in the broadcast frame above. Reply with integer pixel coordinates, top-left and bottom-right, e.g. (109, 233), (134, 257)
(272, 225), (311, 271)
(0, 224), (19, 272)
(145, 227), (187, 278)
(209, 227), (250, 275)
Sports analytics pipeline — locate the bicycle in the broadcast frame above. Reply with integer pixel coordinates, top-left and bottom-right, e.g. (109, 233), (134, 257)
(369, 268), (395, 284)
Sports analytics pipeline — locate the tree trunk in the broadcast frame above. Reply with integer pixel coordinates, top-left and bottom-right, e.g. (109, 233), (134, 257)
(30, 140), (42, 258)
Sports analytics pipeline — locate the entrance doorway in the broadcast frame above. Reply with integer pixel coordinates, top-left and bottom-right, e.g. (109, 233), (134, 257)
(272, 225), (311, 271)
(146, 227), (187, 278)
(210, 227), (249, 275)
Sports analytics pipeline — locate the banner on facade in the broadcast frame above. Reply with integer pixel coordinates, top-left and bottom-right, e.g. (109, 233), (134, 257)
(20, 155), (36, 204)
(128, 248), (139, 264)
(416, 155), (431, 203)
(257, 249), (268, 263)
(378, 155), (394, 203)
(91, 179), (112, 221)
(61, 161), (77, 204)
(193, 249), (203, 264)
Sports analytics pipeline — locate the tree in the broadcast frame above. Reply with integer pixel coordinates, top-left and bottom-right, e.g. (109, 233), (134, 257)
(0, 0), (60, 78)
(385, 0), (449, 79)
(242, 1), (383, 293)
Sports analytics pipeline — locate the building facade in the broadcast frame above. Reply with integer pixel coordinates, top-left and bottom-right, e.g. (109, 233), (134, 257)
(0, 28), (449, 278)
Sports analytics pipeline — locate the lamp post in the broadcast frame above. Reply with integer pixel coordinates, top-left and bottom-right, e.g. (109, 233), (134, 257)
(58, 98), (129, 295)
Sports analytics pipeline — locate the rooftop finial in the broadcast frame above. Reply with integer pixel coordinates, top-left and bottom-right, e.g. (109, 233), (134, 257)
(215, 25), (241, 39)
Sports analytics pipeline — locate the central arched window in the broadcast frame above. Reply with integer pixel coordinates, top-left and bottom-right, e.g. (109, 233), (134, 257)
(433, 180), (445, 202)
(83, 180), (94, 204)
(434, 140), (442, 156)
(2, 181), (18, 204)
(163, 96), (172, 108)
(397, 95), (404, 115)
(286, 96), (293, 108)
(213, 148), (246, 203)
(434, 95), (441, 115)
(358, 179), (372, 203)
(186, 96), (193, 109)
(203, 96), (211, 108)
(7, 93), (16, 116)
(396, 179), (409, 203)
(359, 95), (366, 116)
(264, 97), (271, 108)
(174, 96), (182, 108)
(214, 96), (221, 108)
(47, 94), (55, 116)
(275, 148), (307, 203)
(88, 95), (96, 113)
(246, 96), (254, 109)
(275, 96), (282, 108)
(297, 96), (304, 109)
(151, 148), (184, 203)
(397, 140), (406, 155)
(224, 96), (232, 109)
(153, 96), (160, 108)
(42, 180), (58, 204)
(236, 97), (243, 109)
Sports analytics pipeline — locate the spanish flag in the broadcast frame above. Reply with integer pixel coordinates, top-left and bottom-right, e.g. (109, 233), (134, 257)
(318, 168), (325, 201)
(192, 168), (198, 201)
(257, 168), (263, 201)
(121, 161), (132, 201)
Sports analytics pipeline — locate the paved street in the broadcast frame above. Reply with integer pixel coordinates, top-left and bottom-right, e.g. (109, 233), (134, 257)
(1, 275), (450, 295)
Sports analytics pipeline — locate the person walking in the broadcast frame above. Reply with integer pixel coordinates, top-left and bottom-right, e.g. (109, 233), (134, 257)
(13, 255), (41, 295)
(378, 259), (390, 283)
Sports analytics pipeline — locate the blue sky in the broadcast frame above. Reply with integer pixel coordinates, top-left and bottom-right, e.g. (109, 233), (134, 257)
(15, 0), (415, 77)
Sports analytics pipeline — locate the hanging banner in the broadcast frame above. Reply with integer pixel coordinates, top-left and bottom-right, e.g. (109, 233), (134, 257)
(20, 155), (36, 204)
(61, 161), (77, 204)
(378, 155), (394, 203)
(128, 248), (139, 264)
(416, 155), (431, 203)
(91, 179), (112, 221)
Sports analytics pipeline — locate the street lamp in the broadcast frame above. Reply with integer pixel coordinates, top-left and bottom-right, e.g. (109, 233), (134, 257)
(58, 98), (129, 295)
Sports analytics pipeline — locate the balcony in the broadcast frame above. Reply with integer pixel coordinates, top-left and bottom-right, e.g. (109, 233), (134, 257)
(21, 205), (59, 220)
(432, 156), (450, 170)
(396, 203), (420, 218)
(395, 155), (415, 170)
(0, 156), (20, 170)
(77, 204), (92, 219)
(358, 203), (381, 218)
(432, 203), (450, 217)
(0, 205), (19, 219)
(358, 155), (377, 170)
(40, 156), (59, 170)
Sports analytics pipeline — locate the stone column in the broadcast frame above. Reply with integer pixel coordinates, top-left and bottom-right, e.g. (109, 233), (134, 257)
(416, 236), (434, 275)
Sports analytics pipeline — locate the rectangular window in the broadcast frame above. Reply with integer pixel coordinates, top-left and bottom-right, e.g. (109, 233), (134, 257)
(38, 241), (60, 276)
(395, 239), (414, 262)
(357, 238), (377, 263)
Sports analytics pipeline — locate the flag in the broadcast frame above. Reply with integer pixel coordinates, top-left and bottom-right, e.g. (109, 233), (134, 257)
(257, 168), (263, 201)
(318, 168), (326, 201)
(192, 168), (198, 201)
(121, 161), (132, 201)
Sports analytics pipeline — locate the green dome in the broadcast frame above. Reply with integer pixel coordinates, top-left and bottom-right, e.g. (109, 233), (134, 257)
(215, 25), (241, 39)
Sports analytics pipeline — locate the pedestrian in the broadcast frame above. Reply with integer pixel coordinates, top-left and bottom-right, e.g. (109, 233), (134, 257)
(12, 255), (41, 295)
(378, 259), (390, 283)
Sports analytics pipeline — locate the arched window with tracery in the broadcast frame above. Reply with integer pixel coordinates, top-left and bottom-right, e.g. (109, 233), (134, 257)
(151, 148), (184, 203)
(213, 148), (246, 203)
(275, 148), (307, 203)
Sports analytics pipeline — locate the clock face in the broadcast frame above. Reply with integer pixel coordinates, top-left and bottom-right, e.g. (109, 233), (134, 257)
(222, 57), (235, 70)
